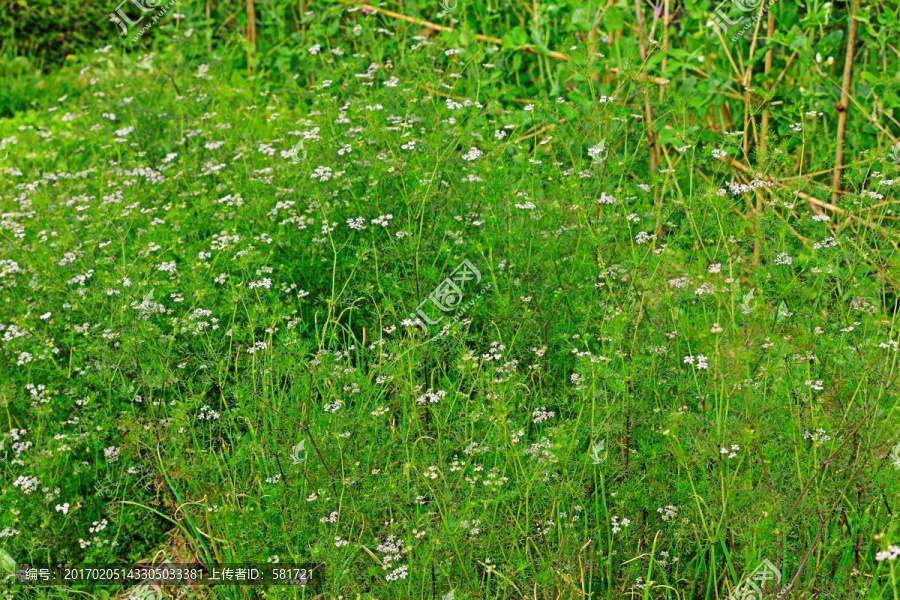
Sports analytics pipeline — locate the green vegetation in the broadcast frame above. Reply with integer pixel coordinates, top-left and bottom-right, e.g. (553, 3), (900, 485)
(1, 0), (900, 599)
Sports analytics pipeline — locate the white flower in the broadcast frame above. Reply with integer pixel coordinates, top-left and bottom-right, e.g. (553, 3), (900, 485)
(249, 278), (272, 290)
(13, 475), (40, 494)
(774, 253), (793, 265)
(417, 389), (447, 404)
(104, 446), (121, 463)
(532, 406), (555, 424)
(876, 546), (900, 562)
(462, 147), (483, 161)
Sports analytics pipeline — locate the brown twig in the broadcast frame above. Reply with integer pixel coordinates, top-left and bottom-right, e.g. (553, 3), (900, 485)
(358, 4), (569, 61)
(632, 0), (658, 178)
(832, 0), (858, 201)
(777, 514), (827, 599)
(355, 1), (672, 90)
(246, 0), (257, 76)
(755, 6), (777, 267)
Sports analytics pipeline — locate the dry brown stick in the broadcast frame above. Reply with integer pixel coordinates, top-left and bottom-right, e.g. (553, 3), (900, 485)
(741, 0), (767, 157)
(726, 156), (843, 217)
(864, 200), (900, 212)
(358, 4), (571, 61)
(755, 10), (776, 267)
(587, 0), (615, 67)
(722, 156), (900, 253)
(784, 391), (880, 524)
(742, 1), (768, 266)
(659, 0), (671, 102)
(832, 0), (859, 201)
(779, 514), (827, 599)
(659, 144), (684, 199)
(264, 33), (296, 58)
(632, 0), (659, 237)
(770, 46), (801, 91)
(778, 159), (869, 181)
(418, 84), (547, 106)
(608, 67), (671, 86)
(246, 0), (257, 76)
(712, 26), (743, 83)
(214, 11), (238, 37)
(515, 124), (557, 143)
(876, 96), (900, 130)
(745, 3), (768, 86)
(779, 444), (869, 598)
(814, 64), (900, 144)
(205, 0), (211, 53)
(356, 1), (676, 93)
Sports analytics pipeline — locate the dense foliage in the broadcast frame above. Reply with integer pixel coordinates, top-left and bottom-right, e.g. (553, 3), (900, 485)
(1, 1), (900, 599)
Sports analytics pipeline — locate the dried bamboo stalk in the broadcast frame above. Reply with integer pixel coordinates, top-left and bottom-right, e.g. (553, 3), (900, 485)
(354, 2), (673, 89)
(358, 4), (568, 60)
(754, 10), (776, 267)
(760, 10), (775, 157)
(659, 0), (670, 102)
(832, 0), (858, 201)
(246, 0), (257, 76)
(632, 0), (658, 173)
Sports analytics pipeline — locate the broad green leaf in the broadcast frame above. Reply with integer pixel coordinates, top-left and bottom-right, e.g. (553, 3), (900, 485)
(0, 548), (14, 575)
(572, 7), (592, 31)
(603, 6), (625, 32)
(530, 26), (551, 56)
(501, 26), (529, 49)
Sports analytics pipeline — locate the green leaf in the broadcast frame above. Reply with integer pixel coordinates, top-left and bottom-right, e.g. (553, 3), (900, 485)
(459, 25), (476, 47)
(656, 127), (679, 145)
(775, 300), (791, 322)
(667, 48), (691, 58)
(530, 26), (551, 56)
(789, 34), (807, 50)
(603, 6), (625, 32)
(646, 52), (665, 67)
(572, 7), (592, 31)
(501, 26), (530, 49)
(0, 547), (15, 575)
